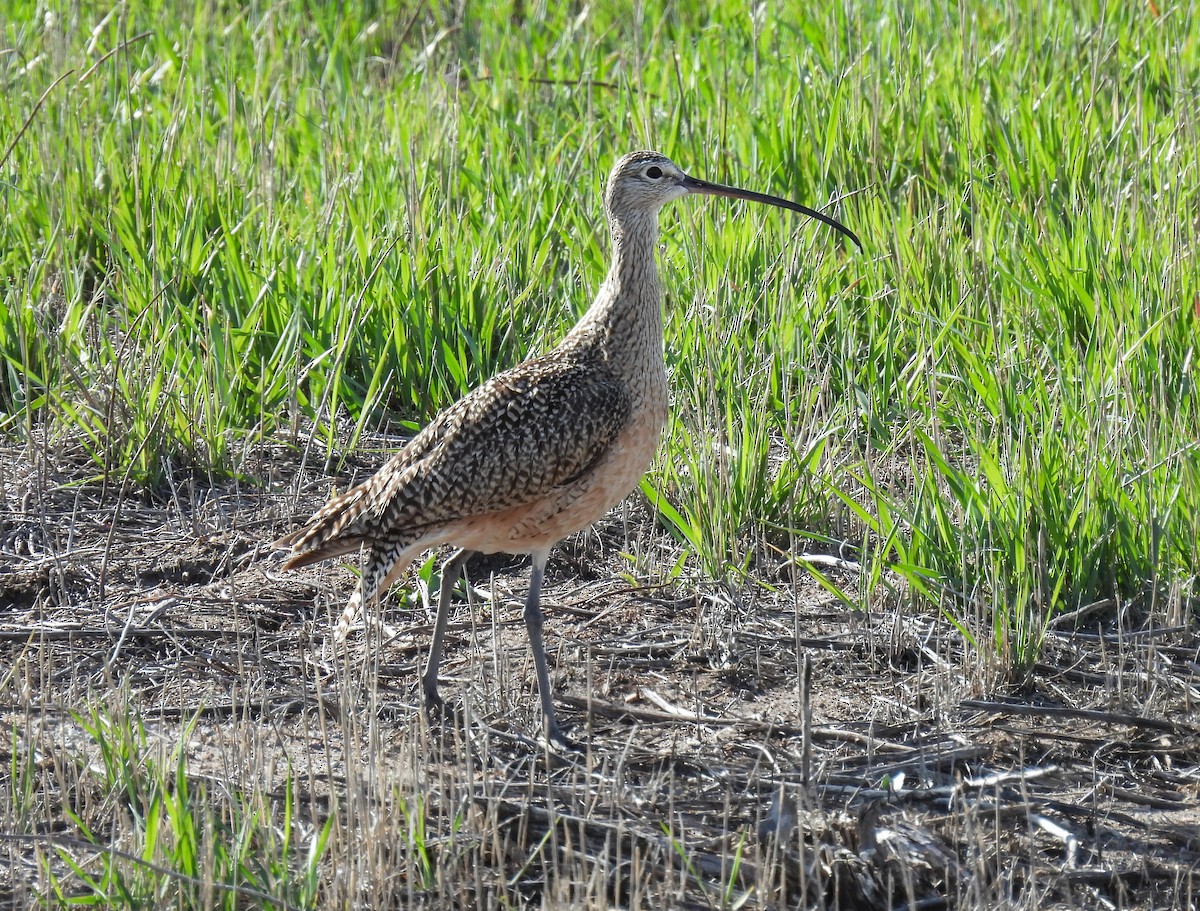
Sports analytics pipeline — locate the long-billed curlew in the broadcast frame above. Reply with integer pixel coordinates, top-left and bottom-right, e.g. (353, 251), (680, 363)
(275, 151), (860, 747)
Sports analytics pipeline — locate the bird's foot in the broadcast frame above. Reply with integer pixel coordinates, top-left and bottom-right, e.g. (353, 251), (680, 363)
(422, 687), (470, 734)
(545, 722), (584, 754)
(422, 686), (445, 719)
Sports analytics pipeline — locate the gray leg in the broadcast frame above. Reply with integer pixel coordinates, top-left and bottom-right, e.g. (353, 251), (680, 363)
(523, 550), (575, 749)
(422, 548), (473, 711)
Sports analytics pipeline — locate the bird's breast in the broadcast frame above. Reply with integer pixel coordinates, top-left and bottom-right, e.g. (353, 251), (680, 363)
(440, 391), (668, 554)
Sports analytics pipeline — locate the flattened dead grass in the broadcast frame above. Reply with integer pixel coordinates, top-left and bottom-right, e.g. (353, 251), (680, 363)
(2, 443), (1197, 909)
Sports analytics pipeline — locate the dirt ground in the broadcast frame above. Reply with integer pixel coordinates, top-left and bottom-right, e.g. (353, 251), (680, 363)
(2, 437), (1198, 909)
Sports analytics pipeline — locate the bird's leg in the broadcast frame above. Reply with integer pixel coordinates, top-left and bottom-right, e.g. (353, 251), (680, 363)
(422, 548), (473, 713)
(523, 550), (576, 749)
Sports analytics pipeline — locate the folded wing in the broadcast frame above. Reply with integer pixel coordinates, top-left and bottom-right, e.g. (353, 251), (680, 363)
(276, 354), (632, 567)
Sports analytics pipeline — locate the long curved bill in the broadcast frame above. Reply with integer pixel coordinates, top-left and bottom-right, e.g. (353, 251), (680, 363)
(680, 173), (862, 251)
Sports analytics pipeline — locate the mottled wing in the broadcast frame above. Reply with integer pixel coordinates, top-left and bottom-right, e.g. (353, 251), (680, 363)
(368, 355), (632, 530)
(276, 354), (631, 564)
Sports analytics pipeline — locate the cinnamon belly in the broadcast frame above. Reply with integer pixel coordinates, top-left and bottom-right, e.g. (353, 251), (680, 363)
(436, 403), (667, 555)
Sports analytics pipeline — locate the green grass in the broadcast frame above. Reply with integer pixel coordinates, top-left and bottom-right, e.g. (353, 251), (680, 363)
(3, 0), (1198, 669)
(7, 702), (329, 909)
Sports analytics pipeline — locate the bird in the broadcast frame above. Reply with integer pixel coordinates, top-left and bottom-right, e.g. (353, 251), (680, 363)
(274, 150), (861, 748)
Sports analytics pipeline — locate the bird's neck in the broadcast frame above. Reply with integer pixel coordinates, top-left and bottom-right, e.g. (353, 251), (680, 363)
(563, 211), (665, 382)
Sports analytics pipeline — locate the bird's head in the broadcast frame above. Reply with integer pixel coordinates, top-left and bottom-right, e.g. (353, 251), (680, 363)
(604, 149), (861, 250)
(604, 151), (691, 216)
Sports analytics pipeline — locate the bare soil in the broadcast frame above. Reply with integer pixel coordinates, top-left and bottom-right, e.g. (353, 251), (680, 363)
(2, 438), (1198, 909)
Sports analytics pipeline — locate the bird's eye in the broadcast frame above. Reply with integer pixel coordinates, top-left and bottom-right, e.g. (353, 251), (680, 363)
(646, 166), (662, 179)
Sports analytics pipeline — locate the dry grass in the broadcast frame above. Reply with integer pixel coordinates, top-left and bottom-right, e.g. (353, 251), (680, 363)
(2, 440), (1197, 909)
